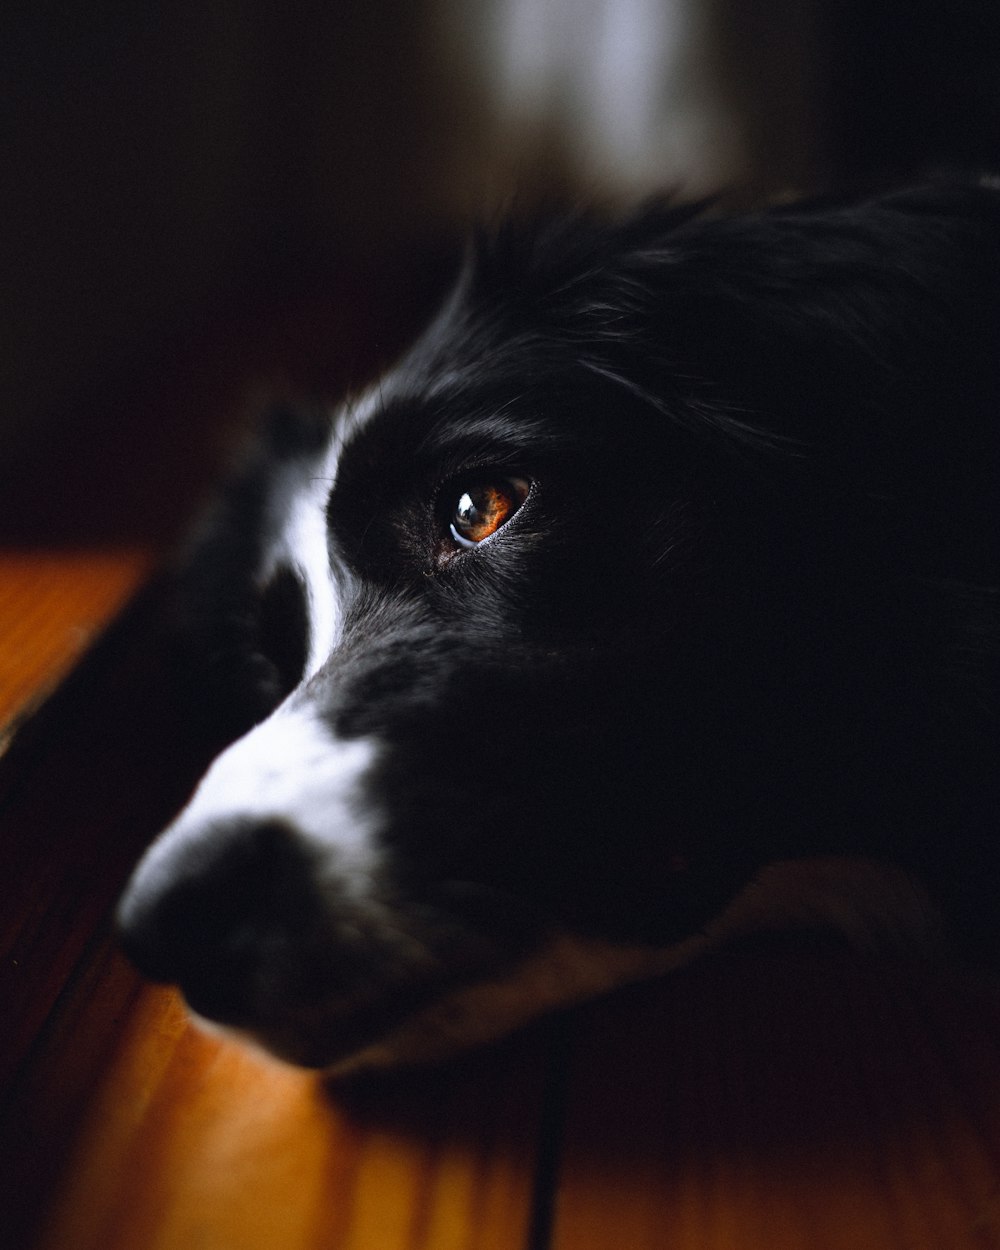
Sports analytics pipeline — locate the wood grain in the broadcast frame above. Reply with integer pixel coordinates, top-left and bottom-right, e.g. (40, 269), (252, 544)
(551, 951), (1000, 1250)
(3, 552), (1000, 1250)
(21, 973), (545, 1250)
(0, 558), (548, 1250)
(0, 549), (154, 745)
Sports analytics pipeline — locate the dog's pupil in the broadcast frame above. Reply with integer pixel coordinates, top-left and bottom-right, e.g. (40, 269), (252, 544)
(455, 485), (507, 540)
(455, 491), (481, 527)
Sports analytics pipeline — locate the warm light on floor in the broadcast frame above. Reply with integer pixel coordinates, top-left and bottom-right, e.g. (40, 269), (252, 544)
(5, 544), (1000, 1250)
(0, 548), (155, 741)
(32, 976), (541, 1250)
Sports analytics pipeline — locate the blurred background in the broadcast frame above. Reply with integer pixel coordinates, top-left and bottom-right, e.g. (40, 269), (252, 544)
(5, 11), (1000, 1247)
(3, 0), (1000, 547)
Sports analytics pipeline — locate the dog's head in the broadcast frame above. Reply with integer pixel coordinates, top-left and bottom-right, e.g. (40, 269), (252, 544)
(117, 185), (1000, 1070)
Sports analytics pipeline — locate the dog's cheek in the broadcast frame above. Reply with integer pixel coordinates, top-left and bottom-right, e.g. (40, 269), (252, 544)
(117, 707), (396, 1010)
(342, 684), (711, 946)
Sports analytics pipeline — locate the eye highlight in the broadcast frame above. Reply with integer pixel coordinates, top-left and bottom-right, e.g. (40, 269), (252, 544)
(447, 477), (531, 548)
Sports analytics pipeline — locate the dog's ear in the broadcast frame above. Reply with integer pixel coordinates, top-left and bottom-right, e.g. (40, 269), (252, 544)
(164, 402), (332, 740)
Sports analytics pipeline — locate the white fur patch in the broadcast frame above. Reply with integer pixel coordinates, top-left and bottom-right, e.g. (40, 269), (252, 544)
(254, 388), (391, 682)
(258, 444), (341, 681)
(280, 468), (341, 679)
(129, 706), (383, 899)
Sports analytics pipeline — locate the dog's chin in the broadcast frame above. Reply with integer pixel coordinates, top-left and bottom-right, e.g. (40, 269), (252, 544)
(184, 930), (719, 1076)
(181, 859), (945, 1075)
(177, 959), (490, 1071)
(194, 1003), (426, 1072)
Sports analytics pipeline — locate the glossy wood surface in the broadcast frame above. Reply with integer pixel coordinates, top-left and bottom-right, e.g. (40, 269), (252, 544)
(554, 953), (1000, 1250)
(3, 551), (1000, 1250)
(0, 549), (153, 744)
(25, 968), (545, 1250)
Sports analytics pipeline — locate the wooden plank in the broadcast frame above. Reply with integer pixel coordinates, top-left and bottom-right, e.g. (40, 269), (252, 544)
(0, 548), (154, 745)
(5, 547), (1000, 1250)
(6, 946), (548, 1250)
(550, 948), (1000, 1250)
(0, 565), (211, 1098)
(0, 558), (548, 1250)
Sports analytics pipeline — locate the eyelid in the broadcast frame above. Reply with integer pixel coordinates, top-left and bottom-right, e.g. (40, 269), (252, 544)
(449, 523), (481, 550)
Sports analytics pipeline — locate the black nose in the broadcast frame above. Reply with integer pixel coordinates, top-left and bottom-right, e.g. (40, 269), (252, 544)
(116, 819), (326, 1025)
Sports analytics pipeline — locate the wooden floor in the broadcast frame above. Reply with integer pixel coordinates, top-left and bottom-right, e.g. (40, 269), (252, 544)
(4, 549), (1000, 1250)
(3, 275), (1000, 1249)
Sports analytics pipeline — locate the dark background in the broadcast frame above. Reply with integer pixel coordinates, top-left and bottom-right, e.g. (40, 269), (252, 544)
(3, 0), (999, 545)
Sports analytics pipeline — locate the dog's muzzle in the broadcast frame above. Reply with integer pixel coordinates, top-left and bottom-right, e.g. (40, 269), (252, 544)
(114, 699), (545, 1067)
(118, 816), (349, 1025)
(116, 703), (415, 1053)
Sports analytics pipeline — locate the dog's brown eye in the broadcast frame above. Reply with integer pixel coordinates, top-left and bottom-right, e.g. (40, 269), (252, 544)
(449, 478), (530, 548)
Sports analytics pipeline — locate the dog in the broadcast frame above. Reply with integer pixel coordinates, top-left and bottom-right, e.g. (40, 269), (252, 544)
(117, 182), (1000, 1073)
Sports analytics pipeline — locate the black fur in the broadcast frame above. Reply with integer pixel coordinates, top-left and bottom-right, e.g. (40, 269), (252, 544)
(119, 183), (1000, 1068)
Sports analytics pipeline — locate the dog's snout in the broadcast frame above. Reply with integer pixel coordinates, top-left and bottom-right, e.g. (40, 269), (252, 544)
(117, 819), (325, 1022)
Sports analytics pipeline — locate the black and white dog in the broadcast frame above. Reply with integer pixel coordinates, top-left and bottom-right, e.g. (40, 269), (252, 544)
(118, 183), (1000, 1072)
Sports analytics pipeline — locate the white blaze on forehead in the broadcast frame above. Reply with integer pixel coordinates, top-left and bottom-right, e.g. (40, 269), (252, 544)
(259, 440), (340, 681)
(261, 388), (389, 680)
(282, 467), (340, 680)
(129, 390), (396, 899)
